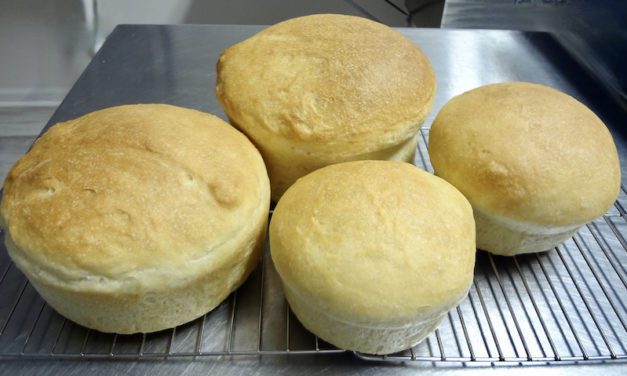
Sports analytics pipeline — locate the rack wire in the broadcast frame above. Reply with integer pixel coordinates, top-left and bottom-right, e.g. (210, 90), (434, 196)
(0, 128), (626, 364)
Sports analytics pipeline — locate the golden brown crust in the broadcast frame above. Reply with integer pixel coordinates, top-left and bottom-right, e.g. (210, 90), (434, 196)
(270, 161), (475, 326)
(217, 14), (435, 146)
(1, 104), (270, 288)
(216, 14), (436, 199)
(429, 82), (620, 227)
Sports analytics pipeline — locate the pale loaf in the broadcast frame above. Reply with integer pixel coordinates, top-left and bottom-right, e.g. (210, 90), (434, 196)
(270, 160), (475, 354)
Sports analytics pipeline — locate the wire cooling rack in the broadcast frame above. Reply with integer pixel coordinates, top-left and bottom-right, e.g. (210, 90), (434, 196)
(0, 128), (626, 364)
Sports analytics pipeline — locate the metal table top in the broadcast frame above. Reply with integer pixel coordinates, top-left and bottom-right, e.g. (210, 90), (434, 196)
(0, 25), (626, 375)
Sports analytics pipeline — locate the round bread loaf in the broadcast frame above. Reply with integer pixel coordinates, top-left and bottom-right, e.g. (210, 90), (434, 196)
(216, 14), (436, 201)
(429, 82), (621, 256)
(0, 104), (270, 334)
(269, 161), (475, 354)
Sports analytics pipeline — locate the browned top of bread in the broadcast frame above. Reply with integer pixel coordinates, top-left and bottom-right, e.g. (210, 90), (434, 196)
(1, 104), (270, 288)
(429, 82), (620, 226)
(216, 14), (436, 153)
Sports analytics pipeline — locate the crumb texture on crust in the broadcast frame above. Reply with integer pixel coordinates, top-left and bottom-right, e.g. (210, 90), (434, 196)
(429, 82), (620, 227)
(1, 104), (270, 292)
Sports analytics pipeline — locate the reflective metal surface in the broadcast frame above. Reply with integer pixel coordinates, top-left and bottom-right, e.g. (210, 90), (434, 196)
(442, 0), (627, 110)
(0, 25), (626, 374)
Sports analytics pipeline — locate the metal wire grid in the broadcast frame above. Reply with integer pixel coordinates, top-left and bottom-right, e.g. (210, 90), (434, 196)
(0, 128), (625, 363)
